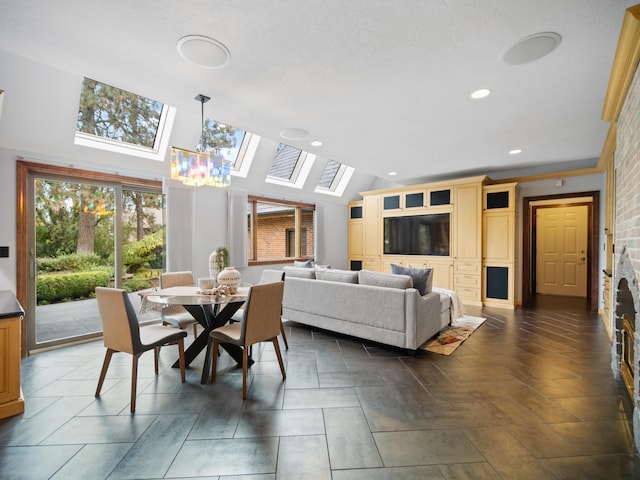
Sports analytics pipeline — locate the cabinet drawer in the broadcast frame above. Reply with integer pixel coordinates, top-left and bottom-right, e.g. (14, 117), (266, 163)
(454, 274), (481, 288)
(456, 287), (481, 302)
(454, 262), (481, 275)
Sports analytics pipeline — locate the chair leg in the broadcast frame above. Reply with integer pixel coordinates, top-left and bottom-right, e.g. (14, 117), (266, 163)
(242, 346), (249, 400)
(272, 338), (286, 381)
(177, 339), (186, 382)
(95, 348), (114, 397)
(154, 346), (160, 374)
(131, 355), (139, 413)
(193, 324), (198, 338)
(210, 337), (219, 383)
(279, 320), (289, 349)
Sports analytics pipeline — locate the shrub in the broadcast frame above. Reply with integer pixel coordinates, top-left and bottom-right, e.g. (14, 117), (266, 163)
(37, 270), (111, 304)
(122, 276), (156, 293)
(37, 253), (102, 273)
(123, 230), (164, 273)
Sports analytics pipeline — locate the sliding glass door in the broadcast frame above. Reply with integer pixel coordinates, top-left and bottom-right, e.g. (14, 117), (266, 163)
(27, 170), (165, 351)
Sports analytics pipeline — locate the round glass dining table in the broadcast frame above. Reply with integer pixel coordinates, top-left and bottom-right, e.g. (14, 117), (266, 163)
(145, 286), (249, 384)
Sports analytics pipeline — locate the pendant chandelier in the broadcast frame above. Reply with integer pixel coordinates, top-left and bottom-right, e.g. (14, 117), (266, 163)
(170, 94), (231, 187)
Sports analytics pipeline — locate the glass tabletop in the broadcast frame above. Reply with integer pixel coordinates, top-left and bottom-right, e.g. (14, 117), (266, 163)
(145, 294), (246, 306)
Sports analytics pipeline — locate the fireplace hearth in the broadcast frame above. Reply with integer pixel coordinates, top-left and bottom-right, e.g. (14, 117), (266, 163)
(612, 246), (640, 450)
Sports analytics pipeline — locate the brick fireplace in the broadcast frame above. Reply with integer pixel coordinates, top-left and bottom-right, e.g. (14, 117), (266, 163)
(611, 247), (639, 442)
(611, 19), (640, 451)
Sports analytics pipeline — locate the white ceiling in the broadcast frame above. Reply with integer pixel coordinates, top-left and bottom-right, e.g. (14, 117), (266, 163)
(0, 0), (635, 185)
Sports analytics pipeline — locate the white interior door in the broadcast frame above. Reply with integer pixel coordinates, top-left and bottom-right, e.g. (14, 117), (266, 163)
(535, 205), (588, 297)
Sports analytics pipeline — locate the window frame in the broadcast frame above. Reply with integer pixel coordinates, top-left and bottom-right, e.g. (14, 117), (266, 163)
(247, 195), (315, 266)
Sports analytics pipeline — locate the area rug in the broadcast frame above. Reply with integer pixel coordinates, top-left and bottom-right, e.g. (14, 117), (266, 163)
(421, 316), (486, 355)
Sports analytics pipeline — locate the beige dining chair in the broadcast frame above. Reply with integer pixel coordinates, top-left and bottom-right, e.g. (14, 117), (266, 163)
(209, 281), (286, 399)
(160, 271), (198, 337)
(230, 269), (288, 349)
(95, 287), (187, 413)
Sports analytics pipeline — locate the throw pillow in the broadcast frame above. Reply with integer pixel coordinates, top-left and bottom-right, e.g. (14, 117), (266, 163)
(294, 260), (313, 268)
(390, 264), (433, 295)
(283, 266), (316, 279)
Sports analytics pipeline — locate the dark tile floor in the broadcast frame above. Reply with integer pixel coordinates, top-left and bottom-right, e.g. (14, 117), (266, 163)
(1, 295), (638, 479)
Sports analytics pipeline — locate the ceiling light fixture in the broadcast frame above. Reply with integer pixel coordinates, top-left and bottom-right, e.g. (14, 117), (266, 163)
(509, 149), (523, 155)
(280, 128), (310, 140)
(470, 89), (491, 99)
(503, 32), (561, 65)
(310, 140), (323, 147)
(170, 94), (231, 187)
(177, 35), (231, 69)
(388, 171), (398, 176)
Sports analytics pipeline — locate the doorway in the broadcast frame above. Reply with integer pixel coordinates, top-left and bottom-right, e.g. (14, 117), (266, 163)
(522, 191), (599, 313)
(16, 161), (164, 354)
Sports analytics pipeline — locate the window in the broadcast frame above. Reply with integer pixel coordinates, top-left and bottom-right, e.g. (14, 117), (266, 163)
(74, 77), (176, 161)
(200, 118), (259, 175)
(247, 196), (315, 264)
(314, 159), (355, 197)
(266, 143), (315, 189)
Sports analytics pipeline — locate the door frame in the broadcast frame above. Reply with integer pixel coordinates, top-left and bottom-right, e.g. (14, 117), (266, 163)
(16, 160), (161, 357)
(522, 191), (599, 313)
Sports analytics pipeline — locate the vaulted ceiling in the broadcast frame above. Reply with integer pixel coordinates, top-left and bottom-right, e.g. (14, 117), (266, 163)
(0, 0), (635, 185)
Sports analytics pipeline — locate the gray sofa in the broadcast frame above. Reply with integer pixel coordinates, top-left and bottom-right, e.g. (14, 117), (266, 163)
(281, 267), (449, 352)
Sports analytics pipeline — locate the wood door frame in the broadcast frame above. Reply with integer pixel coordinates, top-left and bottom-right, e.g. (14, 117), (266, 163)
(16, 160), (161, 357)
(522, 191), (599, 313)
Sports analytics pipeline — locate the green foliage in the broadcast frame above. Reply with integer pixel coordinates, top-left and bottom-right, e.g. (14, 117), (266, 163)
(214, 246), (229, 271)
(122, 230), (164, 273)
(77, 77), (162, 148)
(37, 253), (103, 273)
(37, 271), (111, 304)
(122, 276), (156, 293)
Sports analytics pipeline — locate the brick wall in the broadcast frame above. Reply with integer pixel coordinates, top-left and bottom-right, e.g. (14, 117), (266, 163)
(250, 211), (315, 259)
(616, 62), (640, 275)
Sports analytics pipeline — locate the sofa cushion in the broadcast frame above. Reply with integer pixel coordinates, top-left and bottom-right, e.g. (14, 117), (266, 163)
(283, 266), (316, 279)
(316, 269), (358, 283)
(358, 269), (413, 289)
(390, 264), (433, 295)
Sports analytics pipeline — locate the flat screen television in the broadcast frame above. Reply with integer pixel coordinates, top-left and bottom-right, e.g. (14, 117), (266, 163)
(383, 213), (450, 256)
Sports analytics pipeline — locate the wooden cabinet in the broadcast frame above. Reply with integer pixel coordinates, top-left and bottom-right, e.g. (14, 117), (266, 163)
(348, 201), (364, 259)
(363, 195), (381, 258)
(482, 183), (517, 308)
(0, 291), (24, 419)
(348, 176), (517, 308)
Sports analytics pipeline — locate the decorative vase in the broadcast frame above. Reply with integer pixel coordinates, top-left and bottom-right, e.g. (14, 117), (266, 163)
(217, 266), (241, 293)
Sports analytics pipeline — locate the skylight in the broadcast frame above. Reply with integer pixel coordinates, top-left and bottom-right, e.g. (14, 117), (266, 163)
(314, 159), (354, 197)
(266, 143), (315, 189)
(201, 119), (259, 178)
(74, 77), (176, 161)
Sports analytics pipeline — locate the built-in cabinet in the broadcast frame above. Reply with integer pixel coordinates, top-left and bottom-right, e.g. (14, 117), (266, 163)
(0, 291), (25, 419)
(482, 183), (517, 308)
(349, 175), (518, 308)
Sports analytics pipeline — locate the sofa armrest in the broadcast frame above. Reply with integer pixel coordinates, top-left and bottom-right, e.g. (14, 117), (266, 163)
(405, 290), (441, 349)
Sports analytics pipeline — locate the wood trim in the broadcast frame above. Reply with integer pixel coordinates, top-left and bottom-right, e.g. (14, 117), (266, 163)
(602, 5), (640, 122)
(247, 194), (315, 210)
(522, 191), (600, 313)
(16, 160), (162, 356)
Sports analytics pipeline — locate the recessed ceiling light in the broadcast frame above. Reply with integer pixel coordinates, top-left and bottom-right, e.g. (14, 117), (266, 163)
(177, 35), (231, 69)
(280, 128), (309, 140)
(509, 149), (523, 155)
(310, 140), (323, 147)
(388, 171), (398, 176)
(503, 32), (561, 65)
(470, 89), (491, 99)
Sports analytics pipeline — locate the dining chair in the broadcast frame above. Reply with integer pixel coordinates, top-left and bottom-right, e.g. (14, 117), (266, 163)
(94, 287), (187, 413)
(160, 271), (198, 337)
(230, 269), (288, 349)
(209, 281), (286, 399)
